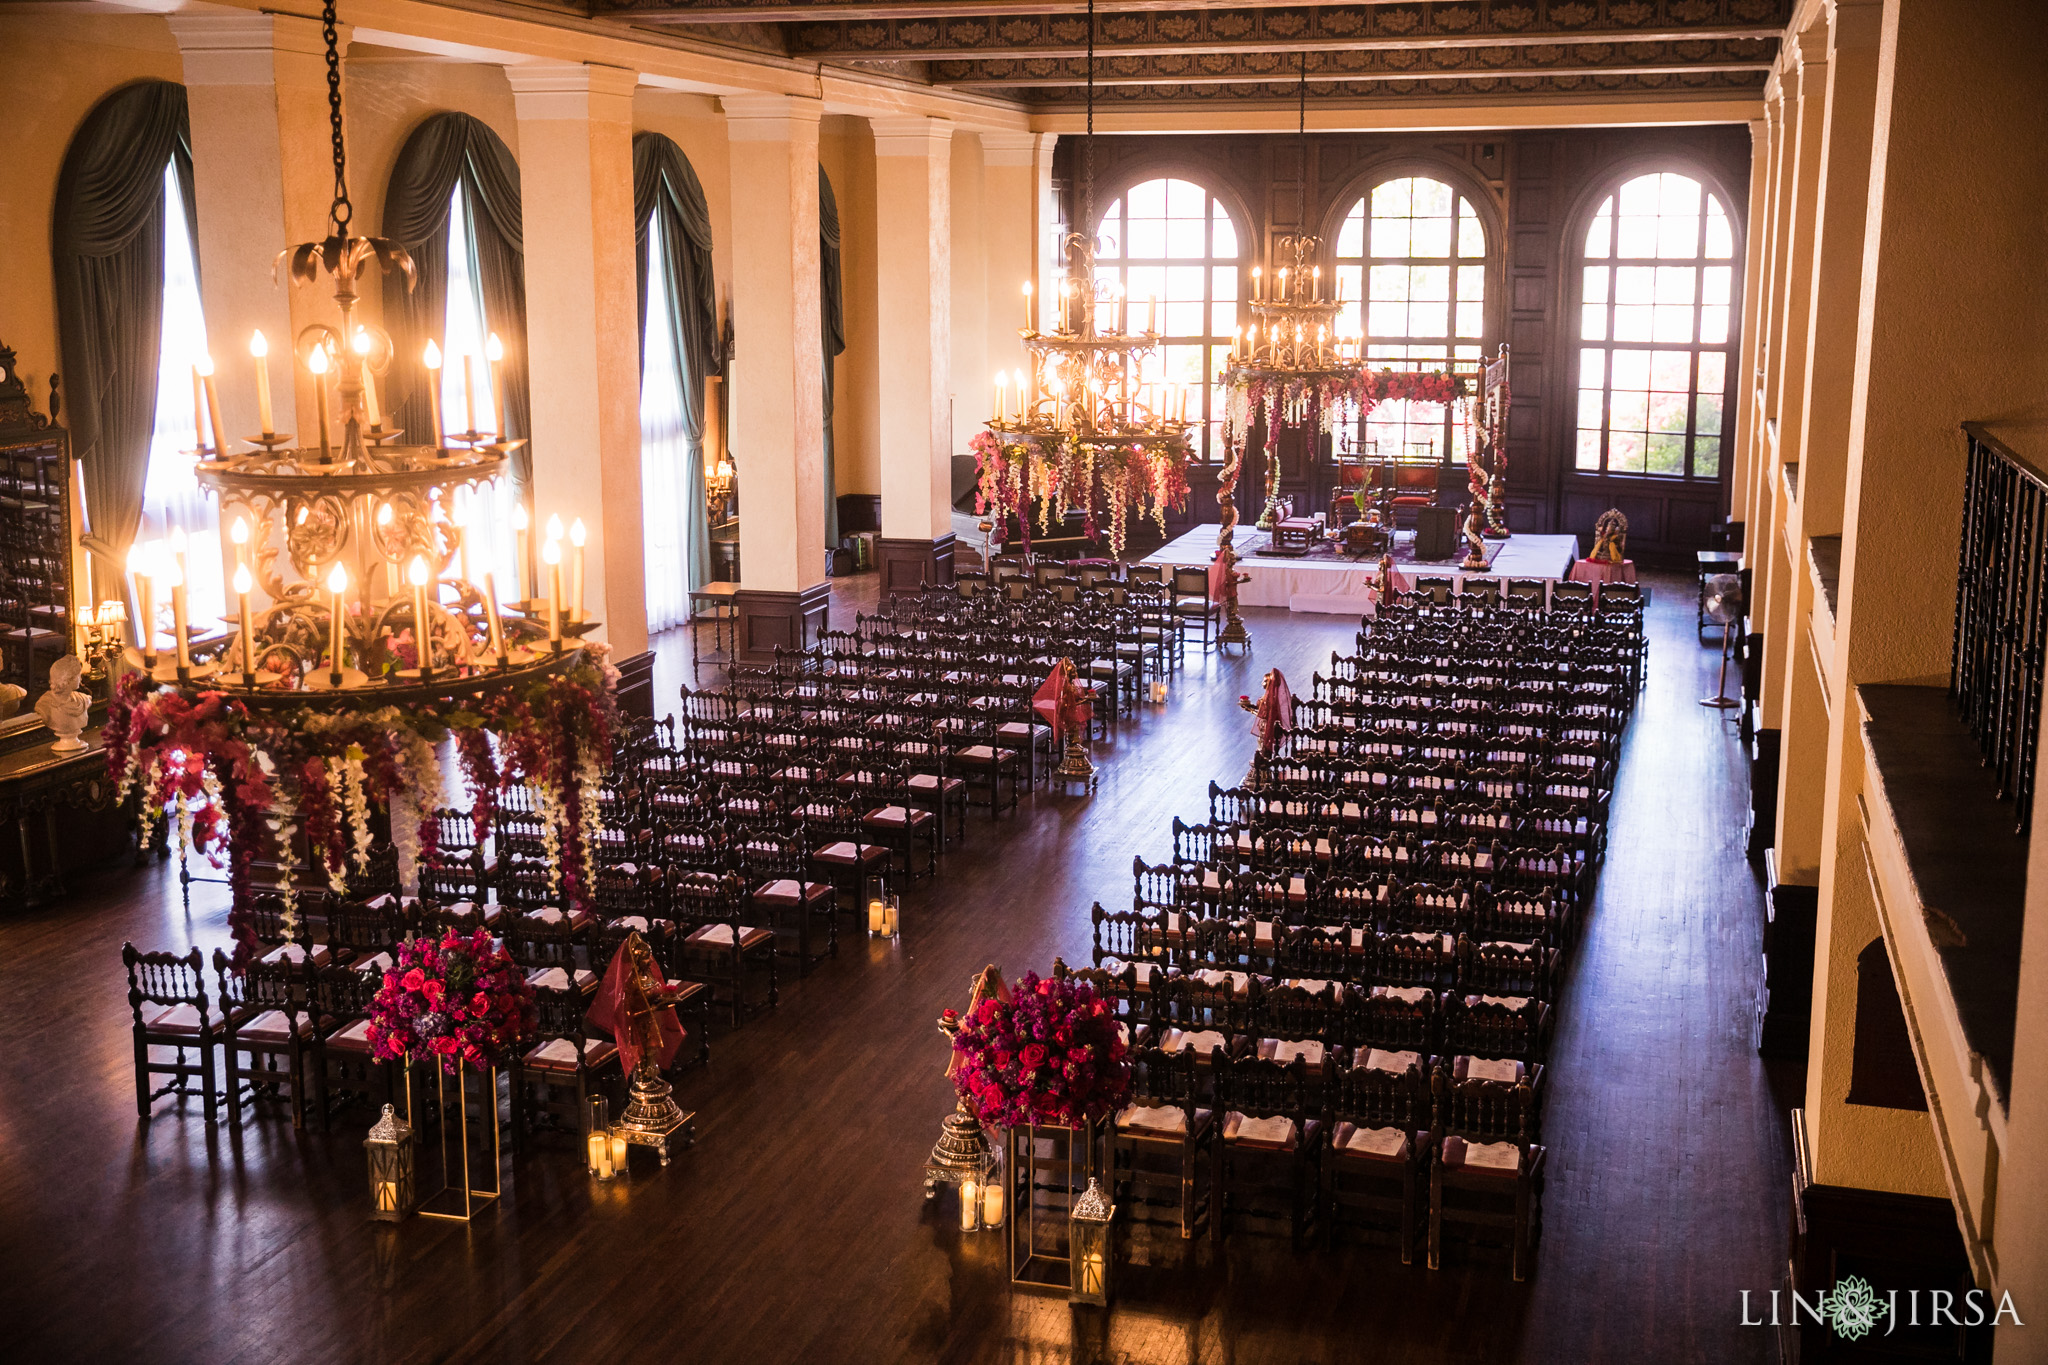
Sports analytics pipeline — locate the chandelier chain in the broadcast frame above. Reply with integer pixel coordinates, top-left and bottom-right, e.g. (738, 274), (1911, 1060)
(322, 0), (352, 234)
(1082, 0), (1095, 245)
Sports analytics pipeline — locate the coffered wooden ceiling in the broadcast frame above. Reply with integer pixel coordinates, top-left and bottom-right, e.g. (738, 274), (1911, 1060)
(593, 0), (1788, 108)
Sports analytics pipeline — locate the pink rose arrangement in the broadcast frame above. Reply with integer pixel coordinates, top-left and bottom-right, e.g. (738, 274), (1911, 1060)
(366, 928), (537, 1074)
(949, 971), (1131, 1130)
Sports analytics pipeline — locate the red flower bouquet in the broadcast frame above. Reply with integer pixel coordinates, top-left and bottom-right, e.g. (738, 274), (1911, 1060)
(366, 928), (537, 1074)
(949, 971), (1131, 1130)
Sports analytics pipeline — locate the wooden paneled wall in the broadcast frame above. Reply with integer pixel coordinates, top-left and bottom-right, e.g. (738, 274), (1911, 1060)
(1055, 125), (1752, 565)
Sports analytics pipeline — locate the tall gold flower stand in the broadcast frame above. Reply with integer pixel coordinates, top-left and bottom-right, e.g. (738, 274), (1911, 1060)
(406, 1063), (501, 1221)
(1005, 1119), (1104, 1290)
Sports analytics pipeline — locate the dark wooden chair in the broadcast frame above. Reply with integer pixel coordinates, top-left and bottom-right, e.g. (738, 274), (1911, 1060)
(1112, 1044), (1214, 1240)
(512, 984), (621, 1151)
(214, 948), (311, 1129)
(1428, 1060), (1546, 1280)
(1324, 1049), (1431, 1260)
(1213, 1053), (1323, 1248)
(308, 962), (400, 1126)
(123, 943), (219, 1125)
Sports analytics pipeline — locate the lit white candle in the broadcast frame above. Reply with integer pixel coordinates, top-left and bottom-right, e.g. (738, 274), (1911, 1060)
(353, 330), (381, 430)
(461, 351), (478, 438)
(485, 333), (507, 441)
(569, 517), (587, 626)
(307, 345), (332, 462)
(408, 555), (433, 679)
(542, 538), (562, 647)
(511, 500), (530, 602)
(1021, 280), (1033, 333)
(164, 555), (190, 675)
(482, 570), (508, 667)
(251, 332), (274, 437)
(234, 562), (256, 684)
(993, 371), (1008, 424)
(198, 354), (226, 458)
(130, 543), (156, 668)
(325, 560), (348, 684)
(422, 341), (445, 449)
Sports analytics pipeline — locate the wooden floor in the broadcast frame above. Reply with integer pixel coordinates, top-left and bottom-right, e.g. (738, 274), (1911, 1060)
(0, 571), (1796, 1364)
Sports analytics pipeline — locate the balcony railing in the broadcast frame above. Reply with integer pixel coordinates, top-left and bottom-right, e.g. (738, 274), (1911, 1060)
(1951, 423), (2048, 832)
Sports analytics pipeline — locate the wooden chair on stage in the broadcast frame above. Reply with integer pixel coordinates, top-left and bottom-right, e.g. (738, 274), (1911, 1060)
(123, 943), (220, 1125)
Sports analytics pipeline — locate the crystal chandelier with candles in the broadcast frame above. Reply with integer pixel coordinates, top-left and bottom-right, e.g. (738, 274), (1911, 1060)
(126, 0), (594, 704)
(980, 0), (1196, 552)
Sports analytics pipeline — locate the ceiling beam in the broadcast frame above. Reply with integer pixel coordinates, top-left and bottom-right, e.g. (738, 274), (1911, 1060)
(785, 11), (1788, 63)
(934, 52), (1775, 88)
(606, 0), (1446, 20)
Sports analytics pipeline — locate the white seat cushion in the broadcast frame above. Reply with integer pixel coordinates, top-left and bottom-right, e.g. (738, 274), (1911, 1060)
(1260, 1038), (1324, 1067)
(1161, 1028), (1227, 1056)
(527, 966), (597, 992)
(1462, 1055), (1523, 1084)
(1226, 1113), (1295, 1147)
(1116, 1104), (1188, 1135)
(1343, 1125), (1409, 1160)
(260, 942), (332, 968)
(1461, 1139), (1522, 1172)
(1362, 1047), (1421, 1075)
(1372, 985), (1431, 1005)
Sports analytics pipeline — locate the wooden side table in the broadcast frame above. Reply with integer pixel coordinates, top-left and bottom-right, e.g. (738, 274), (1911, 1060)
(687, 582), (741, 682)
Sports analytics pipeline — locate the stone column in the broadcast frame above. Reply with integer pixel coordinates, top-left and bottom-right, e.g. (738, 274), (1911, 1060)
(169, 12), (337, 445)
(1729, 117), (1769, 549)
(723, 93), (828, 655)
(1772, 2), (1886, 882)
(507, 61), (648, 660)
(981, 131), (1056, 394)
(869, 115), (955, 595)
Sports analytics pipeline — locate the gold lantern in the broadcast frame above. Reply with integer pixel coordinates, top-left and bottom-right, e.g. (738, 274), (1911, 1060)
(364, 1102), (415, 1221)
(1068, 1177), (1115, 1306)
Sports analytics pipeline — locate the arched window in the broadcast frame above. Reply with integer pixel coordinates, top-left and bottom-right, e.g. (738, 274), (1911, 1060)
(137, 156), (225, 628)
(1334, 176), (1487, 466)
(1574, 171), (1736, 479)
(1093, 177), (1240, 462)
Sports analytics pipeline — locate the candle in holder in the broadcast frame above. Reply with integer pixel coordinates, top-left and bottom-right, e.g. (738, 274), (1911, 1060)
(164, 555), (190, 676)
(325, 561), (348, 684)
(197, 354), (227, 457)
(307, 345), (332, 462)
(461, 350), (479, 438)
(1021, 280), (1033, 333)
(353, 330), (381, 431)
(1312, 265), (1322, 302)
(992, 371), (1008, 424)
(482, 571), (509, 667)
(512, 501), (530, 602)
(1145, 294), (1157, 336)
(981, 1176), (1005, 1226)
(229, 515), (249, 574)
(587, 1129), (612, 1179)
(485, 333), (507, 441)
(251, 332), (274, 437)
(191, 366), (207, 453)
(568, 518), (586, 626)
(1251, 266), (1262, 301)
(130, 543), (157, 668)
(422, 341), (445, 449)
(408, 555), (433, 679)
(233, 563), (256, 685)
(608, 1129), (628, 1173)
(1278, 266), (1289, 301)
(1014, 369), (1029, 418)
(541, 538), (563, 649)
(959, 1174), (980, 1231)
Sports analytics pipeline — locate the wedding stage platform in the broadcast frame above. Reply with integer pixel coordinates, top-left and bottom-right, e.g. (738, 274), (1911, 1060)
(1141, 523), (1583, 615)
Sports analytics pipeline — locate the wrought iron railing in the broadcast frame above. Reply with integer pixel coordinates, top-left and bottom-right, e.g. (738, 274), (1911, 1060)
(1952, 423), (2048, 833)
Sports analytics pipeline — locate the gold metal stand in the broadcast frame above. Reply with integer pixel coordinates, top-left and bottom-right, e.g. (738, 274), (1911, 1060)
(614, 1048), (694, 1165)
(1056, 732), (1098, 792)
(407, 1063), (500, 1221)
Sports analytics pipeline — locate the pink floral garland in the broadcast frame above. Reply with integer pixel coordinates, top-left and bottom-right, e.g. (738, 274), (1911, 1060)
(107, 656), (619, 967)
(970, 430), (1191, 561)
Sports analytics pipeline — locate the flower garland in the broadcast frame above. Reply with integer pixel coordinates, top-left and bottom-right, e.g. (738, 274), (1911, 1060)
(106, 653), (618, 966)
(969, 430), (1192, 560)
(365, 927), (537, 1073)
(946, 969), (1131, 1129)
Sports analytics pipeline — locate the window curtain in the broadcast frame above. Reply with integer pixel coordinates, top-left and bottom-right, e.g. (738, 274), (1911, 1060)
(819, 166), (846, 551)
(379, 113), (529, 492)
(633, 132), (718, 610)
(51, 79), (195, 609)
